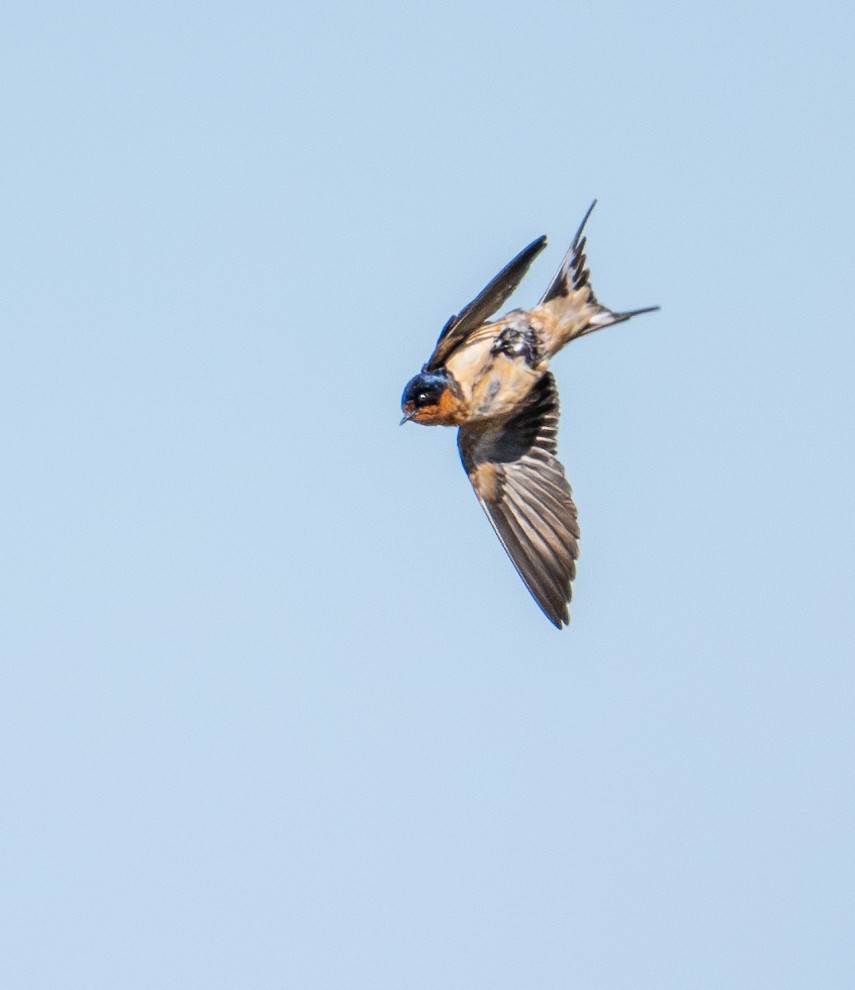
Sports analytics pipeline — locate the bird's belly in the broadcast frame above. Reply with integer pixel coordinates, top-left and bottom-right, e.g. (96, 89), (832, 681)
(468, 359), (542, 419)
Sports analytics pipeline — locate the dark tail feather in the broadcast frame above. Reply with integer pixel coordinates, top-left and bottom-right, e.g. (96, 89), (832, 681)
(615, 305), (660, 319)
(540, 201), (659, 344)
(573, 304), (660, 339)
(539, 199), (598, 305)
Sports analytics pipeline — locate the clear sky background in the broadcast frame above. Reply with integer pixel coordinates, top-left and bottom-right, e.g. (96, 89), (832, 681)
(2, 1), (854, 987)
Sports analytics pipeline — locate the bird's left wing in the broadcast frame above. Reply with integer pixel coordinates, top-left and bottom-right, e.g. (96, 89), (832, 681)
(457, 373), (579, 628)
(425, 235), (547, 371)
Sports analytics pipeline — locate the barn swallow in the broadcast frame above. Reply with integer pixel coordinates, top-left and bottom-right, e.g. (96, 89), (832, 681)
(400, 201), (658, 628)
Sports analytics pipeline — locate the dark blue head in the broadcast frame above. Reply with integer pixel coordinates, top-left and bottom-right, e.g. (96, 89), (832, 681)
(400, 368), (458, 425)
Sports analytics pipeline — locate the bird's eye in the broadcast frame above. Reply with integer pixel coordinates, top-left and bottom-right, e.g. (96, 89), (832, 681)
(402, 371), (447, 412)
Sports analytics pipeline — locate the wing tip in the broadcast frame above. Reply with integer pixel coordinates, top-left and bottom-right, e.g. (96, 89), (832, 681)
(544, 603), (571, 629)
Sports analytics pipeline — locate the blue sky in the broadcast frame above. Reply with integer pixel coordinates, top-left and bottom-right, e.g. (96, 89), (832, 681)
(2, 1), (854, 987)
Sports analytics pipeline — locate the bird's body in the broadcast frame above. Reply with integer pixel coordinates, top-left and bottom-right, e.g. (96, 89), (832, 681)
(401, 202), (657, 628)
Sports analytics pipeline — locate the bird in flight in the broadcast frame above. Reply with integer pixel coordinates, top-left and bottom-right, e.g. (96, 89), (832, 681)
(400, 202), (658, 628)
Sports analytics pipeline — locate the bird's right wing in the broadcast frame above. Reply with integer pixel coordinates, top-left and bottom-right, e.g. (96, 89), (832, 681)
(458, 373), (579, 628)
(425, 235), (547, 371)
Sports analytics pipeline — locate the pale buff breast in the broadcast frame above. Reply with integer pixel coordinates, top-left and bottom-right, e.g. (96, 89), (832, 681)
(445, 324), (544, 421)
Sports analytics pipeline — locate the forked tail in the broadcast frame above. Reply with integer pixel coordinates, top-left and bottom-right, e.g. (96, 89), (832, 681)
(536, 201), (658, 351)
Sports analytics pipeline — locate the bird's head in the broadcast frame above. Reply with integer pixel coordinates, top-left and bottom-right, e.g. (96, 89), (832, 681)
(400, 368), (463, 426)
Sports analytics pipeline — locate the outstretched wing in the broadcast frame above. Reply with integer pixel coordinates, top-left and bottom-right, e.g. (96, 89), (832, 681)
(457, 373), (579, 628)
(425, 235), (547, 371)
